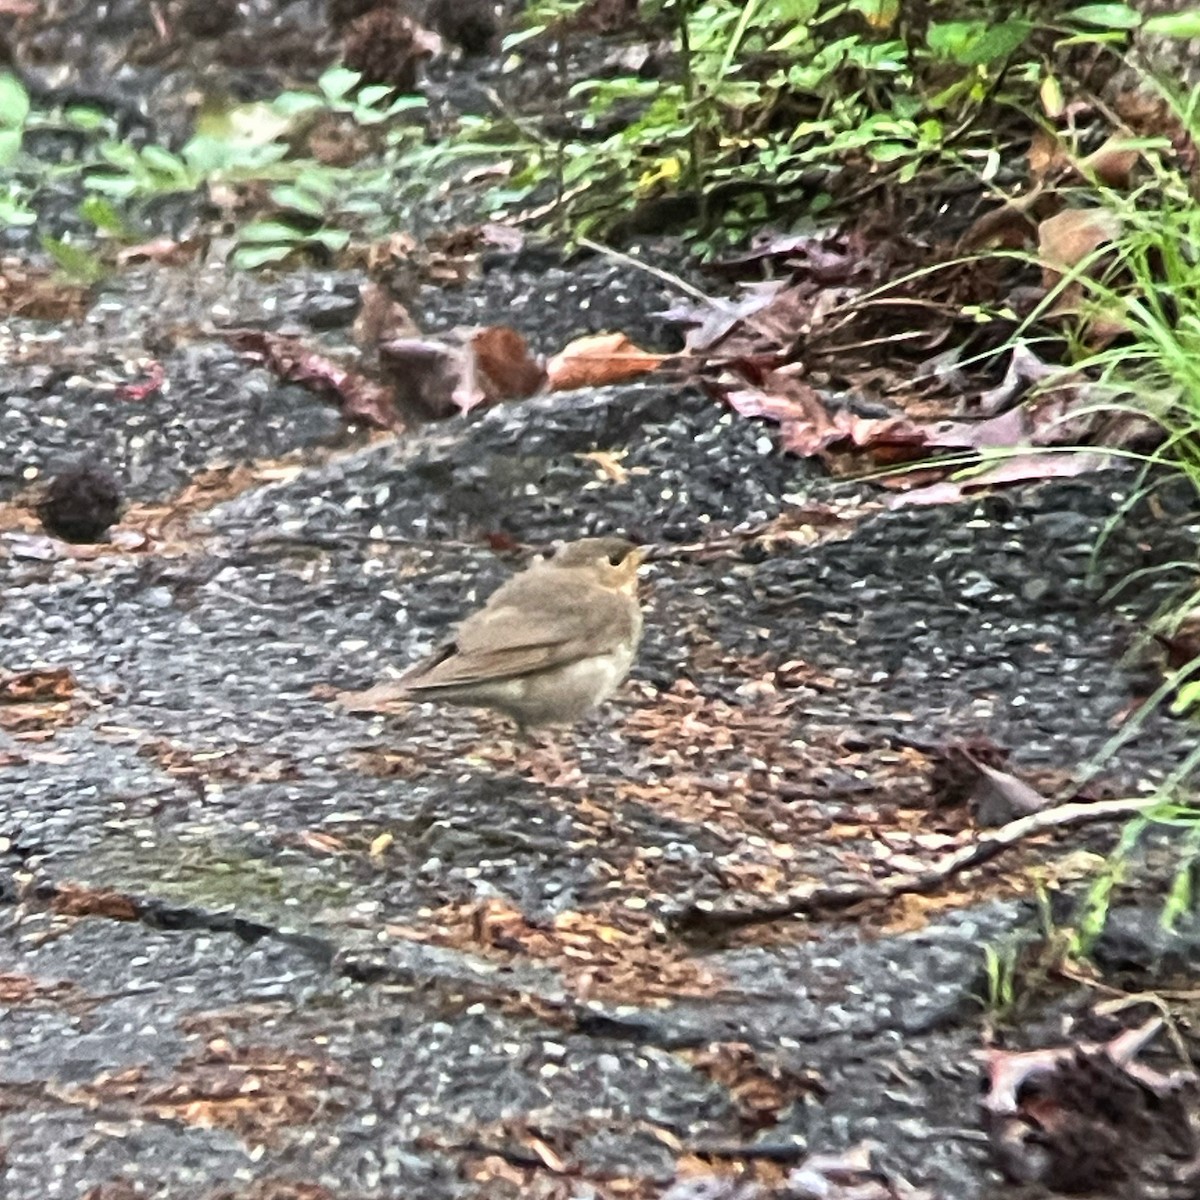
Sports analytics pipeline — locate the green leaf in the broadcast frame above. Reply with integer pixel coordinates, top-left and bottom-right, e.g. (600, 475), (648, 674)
(0, 128), (21, 167)
(926, 19), (1030, 64)
(269, 184), (328, 218)
(1143, 10), (1200, 37)
(769, 24), (812, 51)
(271, 91), (325, 118)
(231, 243), (295, 269)
(236, 219), (305, 244)
(500, 24), (547, 50)
(140, 144), (189, 179)
(0, 187), (35, 227)
(99, 141), (140, 170)
(868, 140), (914, 162)
(298, 165), (346, 195)
(1066, 4), (1141, 29)
(760, 0), (820, 21)
(84, 173), (140, 199)
(309, 227), (351, 251)
(1170, 679), (1200, 716)
(0, 72), (30, 130)
(319, 66), (362, 102)
(63, 106), (112, 132)
(78, 195), (129, 236)
(356, 84), (395, 109)
(961, 20), (1032, 64)
(383, 95), (427, 115)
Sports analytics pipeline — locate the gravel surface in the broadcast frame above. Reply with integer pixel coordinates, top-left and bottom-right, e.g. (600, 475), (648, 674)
(3, 349), (1197, 1197)
(2, 4), (1200, 1197)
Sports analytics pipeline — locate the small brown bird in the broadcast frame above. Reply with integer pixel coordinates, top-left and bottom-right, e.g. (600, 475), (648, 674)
(401, 537), (645, 733)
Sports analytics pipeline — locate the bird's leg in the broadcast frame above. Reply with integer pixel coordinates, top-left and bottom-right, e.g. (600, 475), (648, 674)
(518, 723), (575, 782)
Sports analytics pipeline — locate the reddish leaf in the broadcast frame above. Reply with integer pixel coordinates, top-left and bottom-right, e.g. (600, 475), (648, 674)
(471, 325), (545, 399)
(725, 374), (837, 456)
(888, 451), (1110, 507)
(226, 330), (401, 430)
(546, 332), (662, 391)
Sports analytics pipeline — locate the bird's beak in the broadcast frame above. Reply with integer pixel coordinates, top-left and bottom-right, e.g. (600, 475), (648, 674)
(608, 547), (646, 590)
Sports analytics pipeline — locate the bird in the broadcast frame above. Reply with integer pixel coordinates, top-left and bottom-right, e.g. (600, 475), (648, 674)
(400, 536), (645, 735)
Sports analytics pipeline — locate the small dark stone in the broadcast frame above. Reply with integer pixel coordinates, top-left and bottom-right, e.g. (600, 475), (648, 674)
(303, 291), (360, 330)
(35, 462), (123, 543)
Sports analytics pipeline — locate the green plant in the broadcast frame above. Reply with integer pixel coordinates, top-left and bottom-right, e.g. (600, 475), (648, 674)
(984, 74), (1200, 750)
(271, 65), (426, 128)
(0, 180), (35, 227)
(0, 71), (30, 168)
(0, 73), (35, 226)
(40, 234), (106, 283)
(400, 0), (1099, 245)
(94, 67), (421, 267)
(981, 939), (1022, 1018)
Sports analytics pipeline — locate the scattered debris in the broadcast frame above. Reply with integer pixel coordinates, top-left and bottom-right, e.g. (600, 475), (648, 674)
(670, 795), (1167, 936)
(982, 1017), (1200, 1192)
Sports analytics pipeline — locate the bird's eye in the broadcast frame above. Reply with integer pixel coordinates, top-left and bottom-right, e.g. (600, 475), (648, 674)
(608, 549), (626, 566)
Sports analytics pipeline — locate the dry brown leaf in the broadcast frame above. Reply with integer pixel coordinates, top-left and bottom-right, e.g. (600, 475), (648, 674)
(1037, 207), (1121, 273)
(1078, 136), (1141, 188)
(957, 192), (1043, 253)
(116, 237), (202, 267)
(226, 329), (401, 430)
(471, 325), (546, 399)
(577, 449), (630, 483)
(545, 332), (665, 391)
(295, 831), (347, 855)
(51, 885), (139, 921)
(0, 666), (76, 703)
(377, 336), (478, 418)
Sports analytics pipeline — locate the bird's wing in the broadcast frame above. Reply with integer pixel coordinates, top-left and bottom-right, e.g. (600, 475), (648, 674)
(402, 572), (638, 691)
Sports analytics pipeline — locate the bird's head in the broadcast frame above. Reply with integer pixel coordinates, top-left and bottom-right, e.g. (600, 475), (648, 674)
(547, 537), (645, 592)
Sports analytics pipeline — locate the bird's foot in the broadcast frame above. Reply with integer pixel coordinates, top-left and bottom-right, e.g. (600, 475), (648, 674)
(520, 728), (582, 786)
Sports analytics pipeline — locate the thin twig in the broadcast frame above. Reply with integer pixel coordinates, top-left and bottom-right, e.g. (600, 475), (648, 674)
(669, 795), (1169, 936)
(575, 235), (715, 304)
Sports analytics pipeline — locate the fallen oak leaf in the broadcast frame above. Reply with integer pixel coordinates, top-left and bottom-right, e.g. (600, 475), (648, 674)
(724, 373), (838, 457)
(545, 331), (664, 391)
(1037, 207), (1127, 342)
